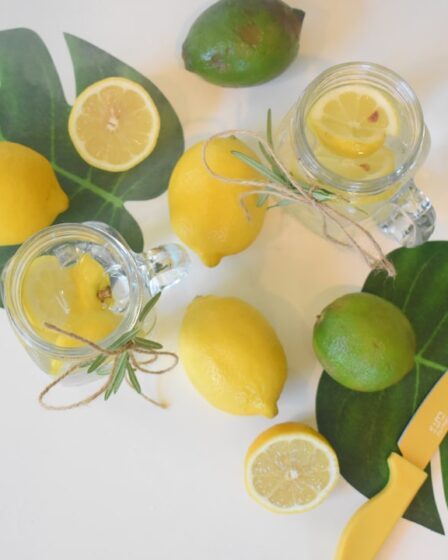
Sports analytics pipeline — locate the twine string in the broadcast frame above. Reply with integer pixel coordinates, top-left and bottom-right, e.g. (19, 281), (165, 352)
(38, 323), (177, 411)
(202, 130), (395, 276)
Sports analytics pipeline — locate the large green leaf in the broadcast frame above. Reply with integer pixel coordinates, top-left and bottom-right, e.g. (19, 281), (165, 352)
(0, 28), (183, 305)
(317, 241), (448, 534)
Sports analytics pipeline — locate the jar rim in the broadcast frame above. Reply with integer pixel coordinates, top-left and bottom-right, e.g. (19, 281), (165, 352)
(2, 222), (144, 360)
(292, 61), (425, 195)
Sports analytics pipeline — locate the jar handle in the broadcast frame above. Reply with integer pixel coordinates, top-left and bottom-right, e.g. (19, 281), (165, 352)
(375, 180), (436, 247)
(138, 243), (190, 295)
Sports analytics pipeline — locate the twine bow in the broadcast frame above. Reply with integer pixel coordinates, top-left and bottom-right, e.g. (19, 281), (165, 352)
(38, 293), (178, 411)
(202, 127), (395, 277)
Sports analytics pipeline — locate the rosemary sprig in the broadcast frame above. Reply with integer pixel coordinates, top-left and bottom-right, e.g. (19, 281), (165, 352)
(127, 362), (141, 394)
(104, 351), (129, 400)
(138, 291), (161, 323)
(232, 109), (335, 208)
(84, 292), (167, 400)
(266, 108), (274, 147)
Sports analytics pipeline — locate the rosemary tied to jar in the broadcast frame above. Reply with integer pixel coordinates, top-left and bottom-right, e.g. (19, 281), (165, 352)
(39, 292), (178, 411)
(202, 110), (395, 277)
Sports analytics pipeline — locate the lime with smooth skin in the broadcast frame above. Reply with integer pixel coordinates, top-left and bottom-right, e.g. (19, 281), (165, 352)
(313, 293), (416, 392)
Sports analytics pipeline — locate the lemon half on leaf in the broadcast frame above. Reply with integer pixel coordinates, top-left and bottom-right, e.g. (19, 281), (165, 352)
(68, 77), (160, 172)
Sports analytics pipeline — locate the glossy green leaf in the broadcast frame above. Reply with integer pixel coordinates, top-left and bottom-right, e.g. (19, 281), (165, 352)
(316, 241), (448, 534)
(0, 28), (184, 306)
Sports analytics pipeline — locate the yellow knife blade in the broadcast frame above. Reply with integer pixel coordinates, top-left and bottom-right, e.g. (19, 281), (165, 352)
(336, 371), (448, 560)
(398, 371), (448, 469)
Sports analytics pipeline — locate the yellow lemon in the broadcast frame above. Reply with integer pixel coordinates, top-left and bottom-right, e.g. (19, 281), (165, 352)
(308, 85), (399, 157)
(68, 253), (113, 310)
(0, 142), (69, 246)
(179, 295), (287, 417)
(68, 77), (160, 172)
(22, 254), (122, 348)
(168, 138), (266, 267)
(53, 311), (122, 349)
(245, 422), (339, 513)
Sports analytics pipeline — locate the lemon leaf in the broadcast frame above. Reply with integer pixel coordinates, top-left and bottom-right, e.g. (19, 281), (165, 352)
(0, 29), (184, 307)
(316, 241), (448, 535)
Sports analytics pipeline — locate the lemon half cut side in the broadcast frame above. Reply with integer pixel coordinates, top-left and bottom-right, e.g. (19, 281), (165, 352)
(68, 77), (160, 172)
(245, 423), (339, 513)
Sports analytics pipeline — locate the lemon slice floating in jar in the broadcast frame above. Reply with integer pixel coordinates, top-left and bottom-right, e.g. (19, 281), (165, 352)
(21, 255), (77, 340)
(314, 144), (396, 181)
(22, 254), (121, 346)
(245, 423), (339, 513)
(308, 85), (399, 157)
(68, 77), (160, 172)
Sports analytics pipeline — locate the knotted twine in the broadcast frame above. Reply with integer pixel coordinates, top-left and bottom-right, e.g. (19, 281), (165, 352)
(38, 323), (178, 411)
(202, 130), (396, 277)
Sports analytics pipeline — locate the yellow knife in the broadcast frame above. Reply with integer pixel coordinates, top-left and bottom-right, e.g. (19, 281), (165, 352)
(336, 371), (448, 560)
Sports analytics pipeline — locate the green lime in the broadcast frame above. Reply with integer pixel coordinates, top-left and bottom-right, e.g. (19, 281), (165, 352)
(182, 0), (305, 87)
(313, 293), (416, 392)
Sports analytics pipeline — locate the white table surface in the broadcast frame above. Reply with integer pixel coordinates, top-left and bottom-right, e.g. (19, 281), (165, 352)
(1, 1), (447, 558)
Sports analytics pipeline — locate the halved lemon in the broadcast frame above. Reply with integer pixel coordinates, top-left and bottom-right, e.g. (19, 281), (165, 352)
(245, 422), (339, 513)
(308, 85), (399, 157)
(314, 144), (395, 181)
(68, 77), (160, 172)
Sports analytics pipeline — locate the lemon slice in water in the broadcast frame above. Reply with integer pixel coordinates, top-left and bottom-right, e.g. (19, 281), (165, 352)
(308, 85), (399, 157)
(21, 255), (76, 342)
(314, 144), (396, 181)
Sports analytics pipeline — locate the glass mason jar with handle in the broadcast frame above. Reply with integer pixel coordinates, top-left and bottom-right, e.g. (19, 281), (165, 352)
(0, 221), (190, 380)
(275, 62), (435, 247)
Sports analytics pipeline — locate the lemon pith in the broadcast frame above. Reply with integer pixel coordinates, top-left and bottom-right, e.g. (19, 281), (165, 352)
(308, 84), (399, 158)
(245, 422), (339, 513)
(168, 138), (266, 267)
(68, 77), (160, 172)
(179, 295), (287, 417)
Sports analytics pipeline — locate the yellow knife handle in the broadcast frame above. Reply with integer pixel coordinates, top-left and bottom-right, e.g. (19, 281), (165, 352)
(336, 453), (427, 560)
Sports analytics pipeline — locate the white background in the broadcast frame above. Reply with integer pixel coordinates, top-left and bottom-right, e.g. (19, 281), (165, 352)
(0, 0), (447, 558)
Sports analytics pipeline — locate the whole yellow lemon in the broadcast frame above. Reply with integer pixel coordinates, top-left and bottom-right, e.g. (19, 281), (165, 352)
(168, 138), (266, 267)
(0, 142), (69, 245)
(180, 295), (287, 417)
